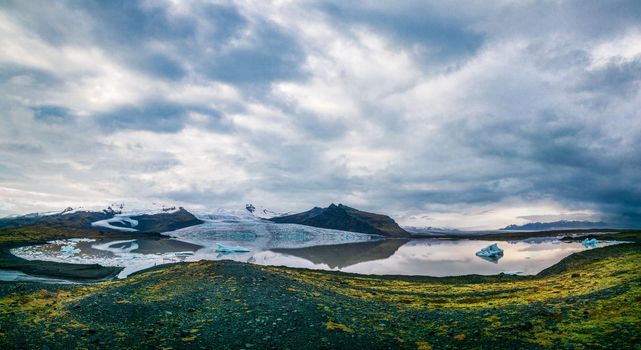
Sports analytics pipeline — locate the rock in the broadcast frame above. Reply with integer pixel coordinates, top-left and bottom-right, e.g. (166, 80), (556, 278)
(516, 321), (533, 331)
(537, 307), (555, 316)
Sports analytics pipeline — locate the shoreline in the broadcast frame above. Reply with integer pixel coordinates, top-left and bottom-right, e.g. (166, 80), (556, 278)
(0, 225), (192, 281)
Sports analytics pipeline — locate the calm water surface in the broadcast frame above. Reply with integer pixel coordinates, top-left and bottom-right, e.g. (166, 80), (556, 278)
(11, 225), (617, 279)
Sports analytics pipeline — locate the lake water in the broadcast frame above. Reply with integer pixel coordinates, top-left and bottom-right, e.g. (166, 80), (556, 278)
(10, 220), (617, 279)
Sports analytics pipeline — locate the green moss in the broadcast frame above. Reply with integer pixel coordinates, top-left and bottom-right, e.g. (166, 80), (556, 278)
(0, 233), (639, 349)
(271, 245), (640, 310)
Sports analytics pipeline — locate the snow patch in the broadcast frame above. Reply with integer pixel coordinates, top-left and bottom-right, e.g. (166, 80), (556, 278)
(244, 203), (290, 219)
(91, 216), (139, 232)
(191, 204), (290, 222)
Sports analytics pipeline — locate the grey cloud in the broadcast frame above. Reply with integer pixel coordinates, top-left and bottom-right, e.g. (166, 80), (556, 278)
(31, 105), (74, 123)
(1, 142), (44, 154)
(577, 58), (641, 98)
(318, 1), (484, 67)
(1, 0), (640, 228)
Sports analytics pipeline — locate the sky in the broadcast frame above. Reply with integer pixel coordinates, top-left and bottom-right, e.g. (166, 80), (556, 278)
(1, 0), (640, 229)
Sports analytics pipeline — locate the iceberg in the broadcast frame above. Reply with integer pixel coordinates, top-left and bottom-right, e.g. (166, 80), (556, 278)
(476, 243), (504, 263)
(215, 243), (251, 253)
(581, 238), (598, 248)
(60, 245), (81, 255)
(174, 252), (194, 257)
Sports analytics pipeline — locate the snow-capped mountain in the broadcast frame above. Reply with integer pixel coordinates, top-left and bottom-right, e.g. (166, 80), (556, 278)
(244, 203), (290, 219)
(0, 202), (201, 233)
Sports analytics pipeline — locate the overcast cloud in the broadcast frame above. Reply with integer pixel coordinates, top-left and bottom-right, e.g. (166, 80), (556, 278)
(1, 0), (640, 229)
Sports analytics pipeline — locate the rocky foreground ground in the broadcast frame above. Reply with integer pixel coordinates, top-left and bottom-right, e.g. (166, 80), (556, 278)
(0, 237), (640, 349)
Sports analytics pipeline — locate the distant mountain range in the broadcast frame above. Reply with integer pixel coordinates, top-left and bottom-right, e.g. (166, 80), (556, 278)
(501, 220), (611, 231)
(269, 203), (410, 237)
(403, 226), (462, 235)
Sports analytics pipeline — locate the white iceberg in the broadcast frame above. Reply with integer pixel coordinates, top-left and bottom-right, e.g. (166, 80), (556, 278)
(581, 238), (598, 248)
(215, 243), (251, 253)
(476, 243), (504, 263)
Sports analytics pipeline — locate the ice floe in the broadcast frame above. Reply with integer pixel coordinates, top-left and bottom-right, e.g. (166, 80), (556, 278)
(52, 238), (96, 256)
(581, 238), (598, 248)
(476, 243), (504, 263)
(60, 245), (81, 255)
(215, 243), (251, 253)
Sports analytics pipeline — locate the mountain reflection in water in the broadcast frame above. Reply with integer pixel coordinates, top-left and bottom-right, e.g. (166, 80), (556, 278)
(272, 239), (407, 269)
(11, 225), (619, 278)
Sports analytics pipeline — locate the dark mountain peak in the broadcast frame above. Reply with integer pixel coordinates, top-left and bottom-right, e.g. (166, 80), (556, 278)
(60, 207), (74, 214)
(104, 206), (118, 216)
(128, 207), (202, 232)
(269, 204), (409, 237)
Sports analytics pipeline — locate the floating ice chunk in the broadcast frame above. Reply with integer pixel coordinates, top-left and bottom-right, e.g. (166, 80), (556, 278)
(476, 243), (504, 263)
(476, 243), (504, 257)
(68, 238), (96, 243)
(60, 245), (80, 255)
(581, 238), (598, 248)
(215, 243), (251, 253)
(174, 252), (194, 257)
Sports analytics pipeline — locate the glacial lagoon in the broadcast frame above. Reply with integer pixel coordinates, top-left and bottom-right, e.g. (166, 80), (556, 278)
(10, 220), (619, 279)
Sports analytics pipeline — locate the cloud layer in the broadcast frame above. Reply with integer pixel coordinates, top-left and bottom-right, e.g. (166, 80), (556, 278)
(1, 0), (640, 229)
